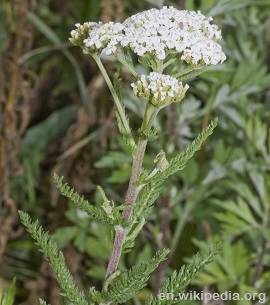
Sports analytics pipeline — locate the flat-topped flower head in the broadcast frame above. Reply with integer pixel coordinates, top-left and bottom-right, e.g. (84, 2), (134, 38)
(121, 6), (226, 65)
(70, 6), (226, 64)
(83, 22), (124, 55)
(70, 22), (124, 55)
(131, 72), (189, 107)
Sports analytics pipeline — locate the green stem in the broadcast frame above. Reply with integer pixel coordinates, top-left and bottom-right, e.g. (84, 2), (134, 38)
(163, 57), (177, 70)
(156, 60), (164, 73)
(141, 103), (160, 132)
(92, 54), (134, 143)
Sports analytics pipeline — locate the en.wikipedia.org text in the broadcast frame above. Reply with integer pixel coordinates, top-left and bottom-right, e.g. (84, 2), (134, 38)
(157, 291), (266, 303)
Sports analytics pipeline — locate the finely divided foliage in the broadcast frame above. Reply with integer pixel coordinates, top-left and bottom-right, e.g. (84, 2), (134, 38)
(122, 181), (163, 253)
(53, 174), (125, 226)
(150, 118), (218, 184)
(102, 249), (170, 304)
(123, 119), (217, 252)
(19, 211), (88, 305)
(145, 244), (221, 305)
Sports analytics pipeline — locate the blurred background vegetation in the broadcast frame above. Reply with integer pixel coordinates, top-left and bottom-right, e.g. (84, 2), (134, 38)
(1, 0), (270, 304)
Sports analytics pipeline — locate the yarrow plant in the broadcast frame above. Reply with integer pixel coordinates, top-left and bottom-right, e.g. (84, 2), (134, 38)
(19, 6), (226, 305)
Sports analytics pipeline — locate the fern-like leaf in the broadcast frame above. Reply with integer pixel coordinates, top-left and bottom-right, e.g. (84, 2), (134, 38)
(133, 181), (163, 221)
(178, 66), (209, 82)
(19, 211), (88, 305)
(122, 219), (145, 253)
(89, 287), (104, 304)
(53, 174), (115, 225)
(122, 181), (163, 253)
(150, 119), (218, 184)
(145, 243), (221, 305)
(138, 126), (158, 141)
(102, 249), (170, 304)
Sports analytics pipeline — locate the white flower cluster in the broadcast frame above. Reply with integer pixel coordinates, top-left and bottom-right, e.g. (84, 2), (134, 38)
(70, 21), (124, 55)
(70, 6), (226, 65)
(121, 6), (226, 64)
(131, 72), (189, 107)
(83, 22), (124, 55)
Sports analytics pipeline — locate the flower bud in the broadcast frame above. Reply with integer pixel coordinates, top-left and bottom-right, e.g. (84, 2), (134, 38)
(154, 150), (169, 172)
(131, 72), (189, 108)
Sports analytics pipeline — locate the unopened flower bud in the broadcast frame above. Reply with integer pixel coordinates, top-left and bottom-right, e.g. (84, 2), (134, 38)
(69, 22), (100, 47)
(154, 150), (169, 172)
(131, 72), (189, 108)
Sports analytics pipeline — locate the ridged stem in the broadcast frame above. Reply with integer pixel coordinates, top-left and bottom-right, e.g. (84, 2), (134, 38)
(105, 104), (159, 279)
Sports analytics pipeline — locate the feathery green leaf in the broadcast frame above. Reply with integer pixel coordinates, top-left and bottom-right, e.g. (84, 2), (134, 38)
(89, 287), (104, 304)
(53, 174), (115, 225)
(150, 119), (218, 184)
(122, 219), (145, 253)
(134, 182), (163, 220)
(138, 127), (158, 141)
(19, 211), (88, 305)
(177, 66), (209, 81)
(145, 243), (221, 305)
(123, 181), (163, 253)
(103, 249), (170, 304)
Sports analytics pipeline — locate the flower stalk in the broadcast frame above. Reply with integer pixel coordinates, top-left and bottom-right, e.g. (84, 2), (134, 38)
(92, 54), (135, 147)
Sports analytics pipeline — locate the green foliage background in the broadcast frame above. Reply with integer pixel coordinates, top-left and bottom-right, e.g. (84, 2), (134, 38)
(1, 0), (270, 304)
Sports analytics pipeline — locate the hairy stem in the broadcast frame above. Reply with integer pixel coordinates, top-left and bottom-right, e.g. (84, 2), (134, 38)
(105, 104), (159, 279)
(105, 137), (147, 278)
